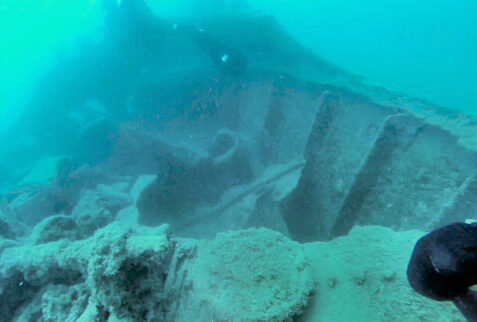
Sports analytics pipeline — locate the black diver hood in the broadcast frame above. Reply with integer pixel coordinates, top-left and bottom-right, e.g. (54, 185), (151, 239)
(407, 222), (477, 321)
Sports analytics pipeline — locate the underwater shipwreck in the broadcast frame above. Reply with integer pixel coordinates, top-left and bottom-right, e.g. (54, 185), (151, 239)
(1, 2), (476, 321)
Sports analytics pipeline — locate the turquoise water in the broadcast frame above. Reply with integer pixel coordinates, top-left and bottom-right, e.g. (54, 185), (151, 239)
(1, 0), (476, 133)
(0, 1), (476, 321)
(249, 0), (477, 114)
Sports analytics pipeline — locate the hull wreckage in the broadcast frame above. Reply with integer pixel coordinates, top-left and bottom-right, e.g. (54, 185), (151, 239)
(1, 2), (476, 321)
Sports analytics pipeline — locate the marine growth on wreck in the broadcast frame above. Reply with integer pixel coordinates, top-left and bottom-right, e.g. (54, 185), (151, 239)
(0, 0), (476, 321)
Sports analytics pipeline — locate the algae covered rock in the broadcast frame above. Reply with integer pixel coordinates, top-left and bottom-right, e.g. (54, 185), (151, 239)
(0, 221), (314, 321)
(184, 228), (315, 321)
(30, 214), (81, 244)
(302, 225), (465, 321)
(7, 278), (91, 321)
(87, 223), (176, 321)
(72, 187), (132, 236)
